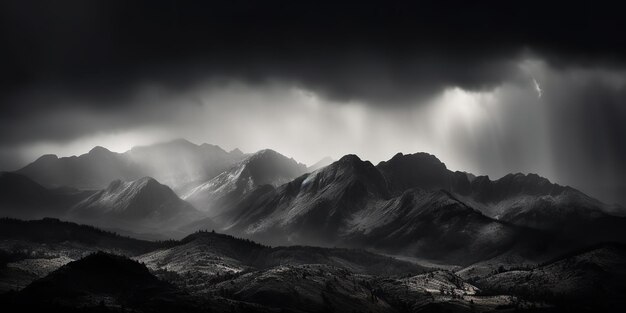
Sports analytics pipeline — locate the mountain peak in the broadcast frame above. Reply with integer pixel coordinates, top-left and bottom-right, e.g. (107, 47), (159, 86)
(250, 148), (279, 158)
(168, 138), (197, 147)
(327, 154), (382, 177)
(105, 177), (160, 193)
(34, 154), (59, 162)
(199, 142), (227, 153)
(88, 146), (112, 155)
(134, 176), (161, 188)
(338, 154), (363, 164)
(301, 153), (389, 198)
(130, 138), (200, 152)
(376, 152), (457, 194)
(243, 149), (305, 170)
(498, 172), (557, 188)
(308, 156), (334, 172)
(385, 152), (447, 169)
(72, 176), (200, 232)
(229, 148), (244, 156)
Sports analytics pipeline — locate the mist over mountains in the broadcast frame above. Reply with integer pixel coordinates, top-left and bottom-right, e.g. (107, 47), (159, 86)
(16, 139), (246, 193)
(1, 139), (625, 312)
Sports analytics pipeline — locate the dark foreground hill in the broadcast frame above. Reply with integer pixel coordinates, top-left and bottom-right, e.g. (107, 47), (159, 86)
(476, 243), (626, 312)
(0, 252), (271, 313)
(2, 219), (625, 312)
(0, 218), (164, 255)
(138, 230), (426, 281)
(0, 218), (170, 292)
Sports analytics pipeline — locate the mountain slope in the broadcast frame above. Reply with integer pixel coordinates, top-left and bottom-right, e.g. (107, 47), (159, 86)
(137, 231), (425, 279)
(126, 139), (245, 193)
(70, 177), (205, 233)
(307, 156), (334, 172)
(201, 152), (626, 265)
(377, 153), (623, 229)
(183, 149), (307, 218)
(0, 172), (93, 220)
(344, 189), (521, 264)
(477, 243), (626, 311)
(201, 155), (522, 265)
(217, 155), (390, 245)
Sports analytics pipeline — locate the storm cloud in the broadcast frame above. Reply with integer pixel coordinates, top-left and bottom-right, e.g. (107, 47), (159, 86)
(0, 1), (625, 205)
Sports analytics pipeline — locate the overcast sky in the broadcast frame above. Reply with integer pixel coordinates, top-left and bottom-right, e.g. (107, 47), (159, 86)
(1, 1), (625, 205)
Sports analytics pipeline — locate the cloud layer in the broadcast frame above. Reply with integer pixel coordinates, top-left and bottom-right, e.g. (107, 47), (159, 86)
(0, 1), (624, 205)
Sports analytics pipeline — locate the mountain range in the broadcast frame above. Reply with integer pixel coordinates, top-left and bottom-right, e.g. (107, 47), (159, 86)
(2, 139), (625, 311)
(4, 141), (625, 261)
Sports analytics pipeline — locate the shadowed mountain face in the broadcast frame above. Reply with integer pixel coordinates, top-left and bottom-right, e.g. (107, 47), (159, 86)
(208, 155), (392, 244)
(70, 177), (205, 234)
(377, 152), (473, 194)
(203, 153), (625, 265)
(374, 153), (621, 232)
(15, 139), (244, 192)
(0, 172), (94, 220)
(183, 149), (307, 218)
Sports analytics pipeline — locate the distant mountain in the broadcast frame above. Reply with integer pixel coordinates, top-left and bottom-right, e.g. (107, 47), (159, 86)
(15, 139), (245, 192)
(126, 139), (246, 193)
(16, 146), (141, 190)
(70, 177), (206, 234)
(377, 153), (623, 229)
(183, 149), (307, 218)
(307, 156), (334, 172)
(0, 172), (93, 220)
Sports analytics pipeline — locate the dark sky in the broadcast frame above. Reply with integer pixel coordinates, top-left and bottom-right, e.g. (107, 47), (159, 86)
(1, 0), (625, 205)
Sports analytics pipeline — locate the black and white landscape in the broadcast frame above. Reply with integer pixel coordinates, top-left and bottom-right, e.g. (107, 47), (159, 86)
(1, 1), (626, 312)
(1, 142), (625, 312)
